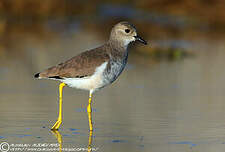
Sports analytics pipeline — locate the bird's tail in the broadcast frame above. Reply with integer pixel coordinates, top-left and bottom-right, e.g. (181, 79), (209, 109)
(34, 73), (40, 78)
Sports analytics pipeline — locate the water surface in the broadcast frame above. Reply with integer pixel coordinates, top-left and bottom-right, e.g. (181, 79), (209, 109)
(1, 20), (225, 152)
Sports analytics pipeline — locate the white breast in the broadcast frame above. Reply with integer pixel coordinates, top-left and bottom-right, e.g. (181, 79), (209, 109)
(61, 62), (108, 91)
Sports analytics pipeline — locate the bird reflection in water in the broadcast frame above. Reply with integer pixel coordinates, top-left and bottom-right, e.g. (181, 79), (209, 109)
(51, 130), (62, 152)
(51, 130), (94, 152)
(88, 131), (93, 152)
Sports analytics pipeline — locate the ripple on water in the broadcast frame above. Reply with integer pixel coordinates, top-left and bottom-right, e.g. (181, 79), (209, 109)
(169, 141), (197, 148)
(69, 128), (79, 131)
(112, 139), (127, 143)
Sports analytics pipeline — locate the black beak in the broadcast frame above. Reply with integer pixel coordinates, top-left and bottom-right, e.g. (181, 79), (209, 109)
(134, 36), (147, 45)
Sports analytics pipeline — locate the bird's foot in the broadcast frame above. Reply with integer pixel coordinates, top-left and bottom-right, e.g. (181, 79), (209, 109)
(51, 118), (62, 130)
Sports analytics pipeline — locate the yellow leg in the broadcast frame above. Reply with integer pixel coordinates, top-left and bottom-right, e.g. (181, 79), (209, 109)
(51, 82), (66, 130)
(87, 91), (93, 131)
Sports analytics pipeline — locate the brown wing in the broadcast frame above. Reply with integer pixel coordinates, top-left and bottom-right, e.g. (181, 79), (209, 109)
(38, 46), (110, 79)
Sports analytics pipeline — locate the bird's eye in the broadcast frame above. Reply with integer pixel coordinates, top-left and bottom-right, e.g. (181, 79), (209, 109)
(125, 29), (130, 33)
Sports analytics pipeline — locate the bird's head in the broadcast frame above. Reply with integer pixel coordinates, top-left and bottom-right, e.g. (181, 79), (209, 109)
(110, 21), (147, 47)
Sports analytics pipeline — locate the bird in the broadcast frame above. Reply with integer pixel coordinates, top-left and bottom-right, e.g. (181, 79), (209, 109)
(34, 21), (147, 131)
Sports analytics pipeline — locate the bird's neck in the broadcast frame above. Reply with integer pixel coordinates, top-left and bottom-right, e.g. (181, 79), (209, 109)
(107, 40), (129, 61)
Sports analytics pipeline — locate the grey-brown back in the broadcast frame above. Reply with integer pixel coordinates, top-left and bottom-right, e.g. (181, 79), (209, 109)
(36, 45), (110, 79)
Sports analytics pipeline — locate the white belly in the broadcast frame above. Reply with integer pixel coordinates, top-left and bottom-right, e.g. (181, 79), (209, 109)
(61, 62), (108, 91)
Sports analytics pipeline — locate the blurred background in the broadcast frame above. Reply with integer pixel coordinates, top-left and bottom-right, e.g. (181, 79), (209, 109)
(1, 0), (225, 152)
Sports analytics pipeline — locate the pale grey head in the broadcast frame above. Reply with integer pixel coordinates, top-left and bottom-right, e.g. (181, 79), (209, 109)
(109, 21), (147, 47)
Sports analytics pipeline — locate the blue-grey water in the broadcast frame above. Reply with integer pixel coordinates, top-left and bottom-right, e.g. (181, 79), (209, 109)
(1, 20), (225, 152)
